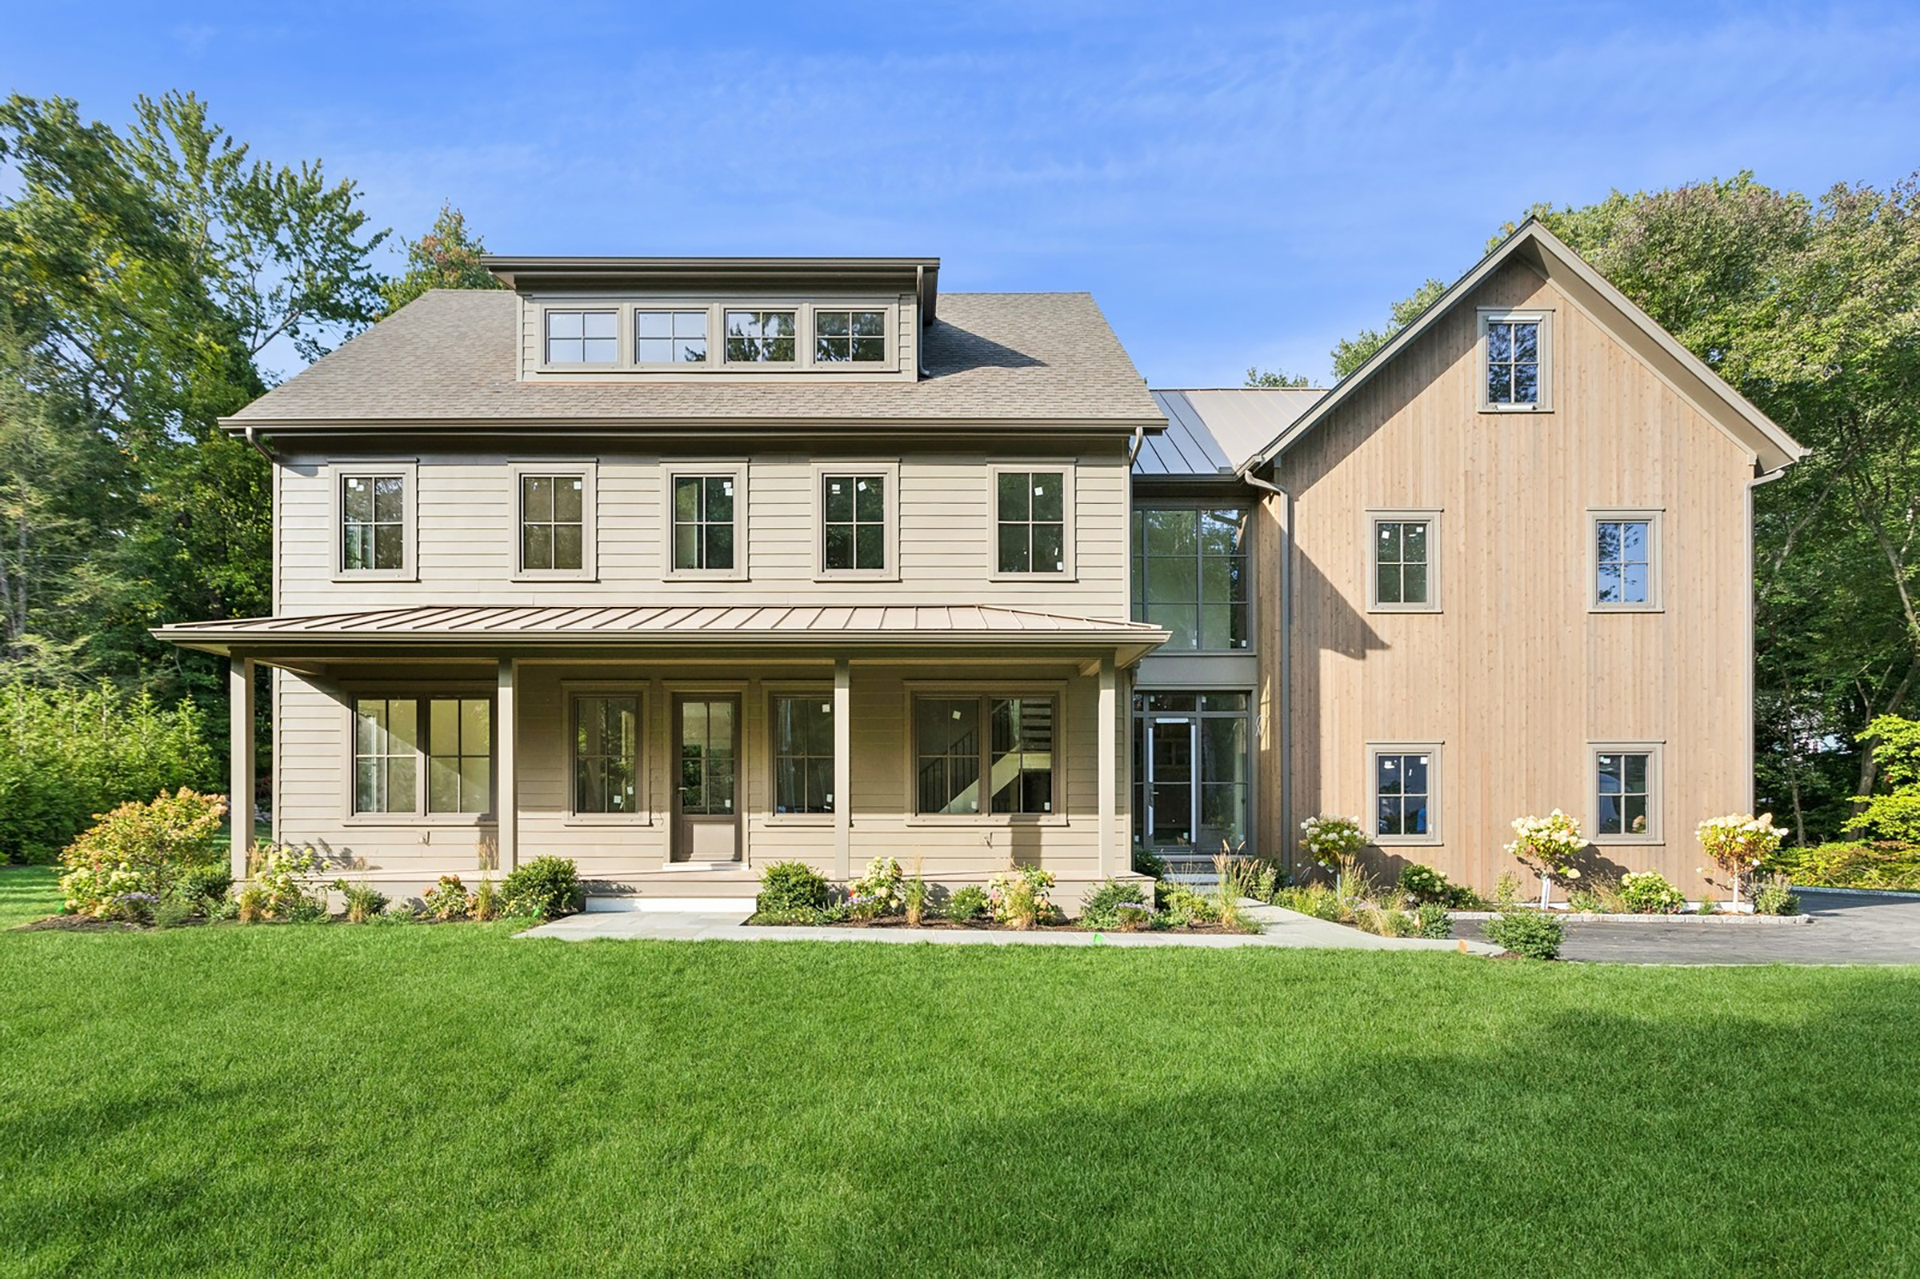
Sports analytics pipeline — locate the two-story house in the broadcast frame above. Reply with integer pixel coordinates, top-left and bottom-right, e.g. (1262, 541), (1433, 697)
(158, 222), (1804, 904)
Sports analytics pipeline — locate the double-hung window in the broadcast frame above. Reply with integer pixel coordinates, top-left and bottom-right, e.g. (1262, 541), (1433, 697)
(818, 467), (895, 576)
(1369, 511), (1439, 611)
(337, 463), (415, 579)
(1591, 510), (1661, 609)
(1131, 506), (1249, 650)
(724, 310), (796, 363)
(771, 694), (835, 815)
(546, 310), (617, 364)
(1593, 745), (1660, 842)
(573, 694), (640, 817)
(511, 465), (595, 579)
(670, 472), (740, 574)
(913, 694), (1056, 816)
(1480, 310), (1549, 409)
(993, 467), (1071, 575)
(1370, 744), (1439, 843)
(352, 695), (492, 817)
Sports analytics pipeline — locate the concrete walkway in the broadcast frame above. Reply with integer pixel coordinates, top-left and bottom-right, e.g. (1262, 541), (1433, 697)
(517, 900), (1502, 954)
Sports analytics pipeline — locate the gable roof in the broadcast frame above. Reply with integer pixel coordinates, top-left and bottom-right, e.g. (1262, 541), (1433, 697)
(1246, 219), (1807, 476)
(225, 290), (1161, 432)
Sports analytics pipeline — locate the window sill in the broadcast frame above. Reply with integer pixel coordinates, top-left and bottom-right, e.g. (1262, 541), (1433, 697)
(664, 569), (750, 583)
(812, 571), (901, 584)
(560, 815), (655, 829)
(512, 572), (598, 584)
(1589, 605), (1665, 615)
(1591, 834), (1663, 846)
(765, 815), (834, 827)
(1372, 834), (1441, 848)
(332, 571), (418, 584)
(1366, 604), (1442, 615)
(987, 571), (1077, 584)
(343, 814), (495, 827)
(536, 361), (626, 375)
(1478, 403), (1552, 414)
(905, 814), (1067, 828)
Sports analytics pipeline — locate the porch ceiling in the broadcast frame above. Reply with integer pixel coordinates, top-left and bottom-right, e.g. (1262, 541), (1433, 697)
(153, 603), (1171, 667)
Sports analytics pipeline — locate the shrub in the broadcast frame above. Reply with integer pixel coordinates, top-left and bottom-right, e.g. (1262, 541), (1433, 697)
(1846, 716), (1920, 842)
(236, 884), (268, 923)
(1299, 814), (1368, 875)
(1697, 813), (1787, 902)
(0, 684), (218, 864)
(174, 863), (233, 909)
(1762, 841), (1920, 892)
(1154, 882), (1220, 928)
(1493, 871), (1522, 910)
(57, 789), (228, 917)
(1357, 906), (1415, 937)
(153, 896), (196, 929)
(988, 864), (1057, 929)
(943, 884), (989, 922)
(1272, 882), (1345, 922)
(1505, 810), (1584, 905)
(847, 856), (905, 919)
(1415, 902), (1452, 939)
(1751, 875), (1801, 916)
(757, 861), (831, 915)
(248, 842), (325, 920)
(423, 875), (473, 921)
(334, 879), (390, 924)
(373, 901), (418, 924)
(1115, 904), (1150, 930)
(501, 856), (581, 920)
(753, 903), (850, 926)
(1132, 845), (1169, 880)
(1486, 912), (1564, 960)
(1618, 870), (1686, 914)
(1396, 862), (1466, 907)
(1079, 877), (1149, 929)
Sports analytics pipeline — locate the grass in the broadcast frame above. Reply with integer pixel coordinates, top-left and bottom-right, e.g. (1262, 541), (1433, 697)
(3, 866), (1918, 1275)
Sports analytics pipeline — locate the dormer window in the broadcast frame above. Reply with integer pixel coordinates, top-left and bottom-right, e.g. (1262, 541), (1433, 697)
(635, 310), (708, 363)
(545, 309), (617, 364)
(725, 310), (796, 363)
(815, 309), (886, 362)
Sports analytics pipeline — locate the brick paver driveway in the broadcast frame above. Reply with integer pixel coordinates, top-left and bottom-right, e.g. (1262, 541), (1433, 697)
(1460, 890), (1920, 964)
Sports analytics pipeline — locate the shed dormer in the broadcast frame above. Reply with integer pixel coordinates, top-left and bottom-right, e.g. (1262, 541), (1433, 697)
(484, 256), (939, 384)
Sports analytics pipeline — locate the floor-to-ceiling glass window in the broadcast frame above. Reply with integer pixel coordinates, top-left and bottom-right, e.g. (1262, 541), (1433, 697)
(1131, 691), (1252, 874)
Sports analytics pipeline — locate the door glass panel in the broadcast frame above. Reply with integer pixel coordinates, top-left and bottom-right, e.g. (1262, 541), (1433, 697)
(678, 698), (738, 816)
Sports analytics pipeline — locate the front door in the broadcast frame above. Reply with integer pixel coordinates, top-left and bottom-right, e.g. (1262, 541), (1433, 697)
(674, 694), (739, 862)
(1145, 716), (1197, 851)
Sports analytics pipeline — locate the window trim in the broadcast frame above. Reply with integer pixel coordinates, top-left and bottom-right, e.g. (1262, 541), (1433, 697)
(330, 460), (418, 582)
(721, 306), (801, 367)
(1588, 507), (1665, 613)
(1130, 501), (1255, 653)
(508, 461), (598, 582)
(902, 680), (1069, 827)
(987, 462), (1077, 581)
(562, 682), (651, 827)
(1590, 740), (1664, 845)
(765, 681), (836, 827)
(1477, 307), (1553, 413)
(812, 461), (901, 582)
(342, 684), (496, 825)
(538, 303), (625, 371)
(1366, 741), (1443, 847)
(661, 462), (750, 581)
(632, 305), (714, 368)
(1365, 508), (1442, 613)
(810, 305), (892, 366)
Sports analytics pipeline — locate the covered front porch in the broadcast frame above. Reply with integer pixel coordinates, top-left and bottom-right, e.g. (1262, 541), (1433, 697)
(156, 605), (1168, 908)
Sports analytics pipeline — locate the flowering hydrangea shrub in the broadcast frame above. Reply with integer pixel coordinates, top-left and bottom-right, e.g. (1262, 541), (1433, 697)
(847, 856), (905, 918)
(1299, 815), (1367, 869)
(247, 841), (327, 920)
(58, 788), (227, 918)
(1697, 813), (1787, 903)
(1617, 869), (1686, 914)
(1505, 809), (1584, 907)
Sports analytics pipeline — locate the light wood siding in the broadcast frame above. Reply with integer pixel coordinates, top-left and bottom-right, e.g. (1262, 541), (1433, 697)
(1276, 258), (1756, 895)
(277, 442), (1131, 613)
(272, 660), (1114, 888)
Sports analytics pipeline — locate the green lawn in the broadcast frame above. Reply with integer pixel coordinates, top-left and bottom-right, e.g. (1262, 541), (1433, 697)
(2, 866), (1917, 1276)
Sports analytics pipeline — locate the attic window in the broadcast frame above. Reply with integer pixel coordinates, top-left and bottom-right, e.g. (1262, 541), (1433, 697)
(1479, 310), (1551, 410)
(725, 310), (796, 363)
(546, 310), (617, 364)
(815, 310), (886, 362)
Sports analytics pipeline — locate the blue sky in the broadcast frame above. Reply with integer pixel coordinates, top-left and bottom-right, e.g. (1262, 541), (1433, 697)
(6, 1), (1918, 386)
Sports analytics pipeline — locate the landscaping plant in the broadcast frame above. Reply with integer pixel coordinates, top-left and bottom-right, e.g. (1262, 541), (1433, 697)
(1397, 861), (1474, 908)
(1751, 875), (1801, 916)
(56, 788), (227, 919)
(1485, 911), (1565, 960)
(1697, 813), (1786, 906)
(756, 861), (831, 915)
(334, 879), (390, 924)
(1617, 870), (1686, 915)
(423, 875), (474, 921)
(1300, 814), (1367, 891)
(987, 864), (1056, 929)
(847, 856), (905, 919)
(942, 884), (989, 922)
(500, 856), (582, 920)
(903, 862), (931, 925)
(1761, 842), (1920, 892)
(1505, 810), (1584, 908)
(1078, 877), (1149, 930)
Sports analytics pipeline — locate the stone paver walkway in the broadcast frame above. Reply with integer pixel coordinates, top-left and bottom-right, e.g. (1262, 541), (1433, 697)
(517, 900), (1502, 954)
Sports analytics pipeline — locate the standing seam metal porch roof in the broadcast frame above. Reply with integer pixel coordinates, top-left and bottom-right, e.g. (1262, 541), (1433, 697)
(153, 603), (1171, 660)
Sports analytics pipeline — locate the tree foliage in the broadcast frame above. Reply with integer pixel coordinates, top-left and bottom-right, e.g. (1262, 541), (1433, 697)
(1244, 367), (1313, 388)
(1329, 278), (1445, 380)
(379, 202), (503, 315)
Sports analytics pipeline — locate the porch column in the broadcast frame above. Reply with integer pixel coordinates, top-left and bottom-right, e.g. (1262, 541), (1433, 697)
(834, 657), (851, 879)
(229, 654), (255, 883)
(497, 657), (517, 873)
(1098, 654), (1117, 878)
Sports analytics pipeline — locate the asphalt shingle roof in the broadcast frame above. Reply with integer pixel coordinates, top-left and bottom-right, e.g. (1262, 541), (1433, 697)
(231, 289), (1160, 426)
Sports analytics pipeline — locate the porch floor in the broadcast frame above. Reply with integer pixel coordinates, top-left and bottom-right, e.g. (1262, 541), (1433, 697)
(515, 902), (1502, 953)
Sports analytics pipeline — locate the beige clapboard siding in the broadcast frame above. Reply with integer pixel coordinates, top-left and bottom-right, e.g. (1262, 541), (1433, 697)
(272, 660), (1106, 882)
(1275, 257), (1754, 895)
(276, 445), (1131, 613)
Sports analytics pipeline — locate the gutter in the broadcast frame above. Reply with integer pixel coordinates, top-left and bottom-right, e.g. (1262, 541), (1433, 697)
(242, 425), (274, 464)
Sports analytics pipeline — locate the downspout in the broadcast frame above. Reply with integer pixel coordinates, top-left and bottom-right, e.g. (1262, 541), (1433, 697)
(242, 425), (274, 464)
(1240, 465), (1292, 877)
(915, 265), (928, 379)
(1127, 423), (1145, 467)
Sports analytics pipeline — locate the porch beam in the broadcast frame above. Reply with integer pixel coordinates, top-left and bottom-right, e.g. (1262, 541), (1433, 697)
(229, 655), (255, 883)
(497, 657), (517, 874)
(1098, 653), (1116, 878)
(834, 657), (851, 879)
